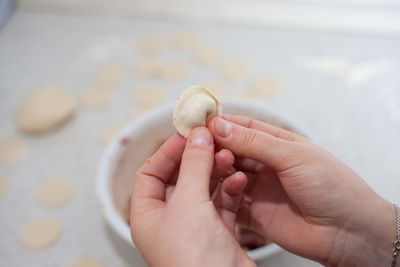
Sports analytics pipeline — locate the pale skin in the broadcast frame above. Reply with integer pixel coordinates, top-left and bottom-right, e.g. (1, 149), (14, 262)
(131, 114), (396, 267)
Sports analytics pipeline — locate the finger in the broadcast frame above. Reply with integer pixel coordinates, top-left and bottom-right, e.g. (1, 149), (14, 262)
(166, 149), (234, 196)
(234, 157), (263, 173)
(132, 133), (186, 212)
(165, 184), (175, 203)
(214, 171), (247, 233)
(242, 171), (257, 195)
(236, 226), (267, 249)
(208, 117), (297, 171)
(213, 149), (235, 179)
(221, 114), (307, 142)
(210, 149), (235, 193)
(175, 127), (214, 200)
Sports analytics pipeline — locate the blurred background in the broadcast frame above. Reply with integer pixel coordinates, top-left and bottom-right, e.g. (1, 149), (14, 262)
(0, 0), (400, 266)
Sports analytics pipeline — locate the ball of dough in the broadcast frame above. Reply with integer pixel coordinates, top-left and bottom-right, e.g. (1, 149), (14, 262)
(17, 87), (77, 134)
(35, 179), (75, 207)
(173, 85), (222, 138)
(0, 137), (29, 165)
(68, 257), (104, 267)
(20, 218), (61, 250)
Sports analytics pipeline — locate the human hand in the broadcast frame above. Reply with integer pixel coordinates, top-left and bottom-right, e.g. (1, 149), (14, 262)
(207, 115), (396, 267)
(130, 127), (255, 267)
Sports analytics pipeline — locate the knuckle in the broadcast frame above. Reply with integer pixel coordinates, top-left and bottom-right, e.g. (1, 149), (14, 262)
(183, 149), (210, 164)
(240, 128), (257, 147)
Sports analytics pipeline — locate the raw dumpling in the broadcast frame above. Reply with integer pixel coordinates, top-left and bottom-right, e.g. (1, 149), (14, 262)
(173, 86), (222, 138)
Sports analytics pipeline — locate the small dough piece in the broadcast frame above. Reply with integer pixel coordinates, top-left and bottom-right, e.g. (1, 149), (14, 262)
(100, 123), (125, 145)
(138, 36), (167, 55)
(195, 46), (222, 66)
(133, 86), (166, 110)
(0, 174), (8, 199)
(174, 32), (201, 50)
(220, 60), (250, 80)
(82, 88), (112, 108)
(17, 87), (77, 134)
(161, 61), (191, 80)
(20, 218), (61, 250)
(250, 76), (283, 97)
(173, 85), (222, 138)
(68, 257), (104, 267)
(134, 59), (163, 78)
(35, 179), (75, 207)
(0, 137), (29, 165)
(96, 64), (124, 86)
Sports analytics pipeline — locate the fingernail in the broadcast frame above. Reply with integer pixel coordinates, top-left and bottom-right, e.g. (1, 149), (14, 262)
(190, 127), (212, 146)
(215, 117), (232, 138)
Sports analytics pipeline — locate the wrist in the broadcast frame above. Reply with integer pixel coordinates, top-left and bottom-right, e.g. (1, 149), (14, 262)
(328, 196), (396, 267)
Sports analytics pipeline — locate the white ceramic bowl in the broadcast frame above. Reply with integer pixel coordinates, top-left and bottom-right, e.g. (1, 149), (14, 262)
(96, 99), (311, 262)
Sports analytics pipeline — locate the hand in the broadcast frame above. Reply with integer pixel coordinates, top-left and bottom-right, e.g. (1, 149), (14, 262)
(130, 127), (255, 267)
(207, 115), (396, 267)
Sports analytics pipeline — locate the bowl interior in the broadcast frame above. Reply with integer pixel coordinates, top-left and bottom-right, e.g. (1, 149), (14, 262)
(102, 99), (307, 261)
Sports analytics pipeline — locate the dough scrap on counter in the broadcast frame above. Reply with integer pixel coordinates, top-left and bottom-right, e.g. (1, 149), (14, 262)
(250, 76), (283, 97)
(17, 87), (77, 134)
(68, 257), (104, 267)
(35, 179), (75, 207)
(0, 137), (29, 165)
(161, 61), (191, 80)
(96, 64), (124, 86)
(138, 36), (167, 55)
(195, 46), (222, 66)
(82, 88), (112, 108)
(173, 32), (201, 50)
(20, 218), (61, 250)
(133, 86), (166, 110)
(0, 174), (8, 199)
(134, 59), (163, 78)
(173, 85), (222, 138)
(220, 60), (251, 80)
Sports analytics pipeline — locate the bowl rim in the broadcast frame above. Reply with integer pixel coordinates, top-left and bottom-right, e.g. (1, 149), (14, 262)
(96, 98), (312, 261)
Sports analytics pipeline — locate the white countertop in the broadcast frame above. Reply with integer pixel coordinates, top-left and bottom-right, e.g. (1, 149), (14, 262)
(0, 10), (399, 267)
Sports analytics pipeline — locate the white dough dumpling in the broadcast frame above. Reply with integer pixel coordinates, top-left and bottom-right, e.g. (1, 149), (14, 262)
(17, 87), (76, 133)
(173, 86), (222, 138)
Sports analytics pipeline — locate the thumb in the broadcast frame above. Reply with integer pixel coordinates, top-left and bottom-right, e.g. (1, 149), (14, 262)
(208, 117), (295, 171)
(175, 127), (214, 200)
